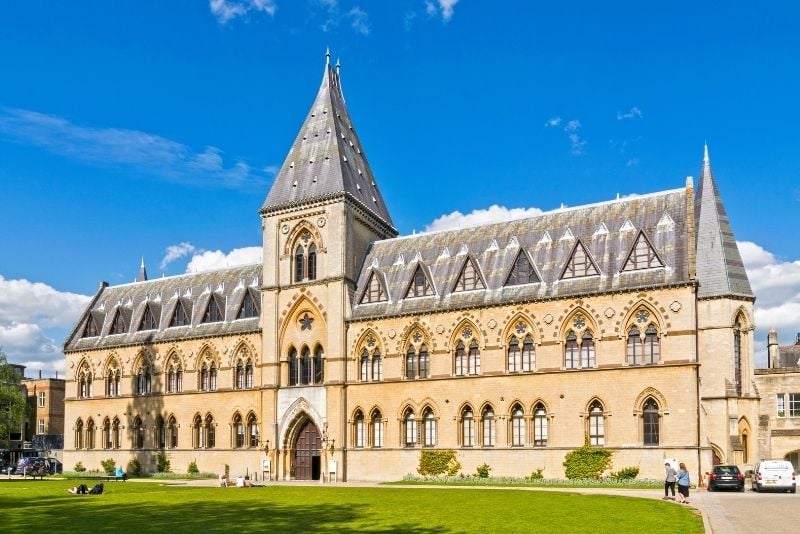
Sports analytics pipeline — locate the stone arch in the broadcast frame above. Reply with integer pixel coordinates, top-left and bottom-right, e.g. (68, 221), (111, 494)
(499, 311), (541, 347)
(448, 317), (484, 350)
(350, 324), (389, 359)
(278, 293), (327, 352)
(732, 306), (754, 331)
(738, 416), (753, 463)
(74, 357), (92, 381)
(619, 299), (666, 337)
(229, 337), (258, 367)
(283, 219), (325, 257)
(457, 401), (475, 415)
(529, 398), (550, 414)
(102, 352), (121, 377)
(506, 399), (526, 416)
(394, 320), (436, 354)
(278, 397), (325, 449)
(559, 306), (599, 340)
(195, 343), (220, 370)
(163, 346), (186, 370)
(479, 401), (496, 414)
(396, 400), (418, 420)
(583, 396), (607, 414)
(710, 442), (726, 465)
(633, 387), (668, 413)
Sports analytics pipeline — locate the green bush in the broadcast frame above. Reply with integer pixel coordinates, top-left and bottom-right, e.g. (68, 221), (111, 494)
(476, 463), (492, 478)
(100, 458), (116, 476)
(417, 450), (461, 477)
(74, 461), (86, 472)
(610, 466), (639, 480)
(528, 469), (544, 480)
(187, 460), (199, 475)
(563, 443), (613, 479)
(127, 458), (143, 476)
(156, 453), (171, 473)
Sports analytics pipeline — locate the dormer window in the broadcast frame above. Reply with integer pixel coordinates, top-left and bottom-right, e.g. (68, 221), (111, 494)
(622, 231), (664, 271)
(453, 257), (485, 292)
(505, 250), (540, 286)
(170, 300), (190, 327)
(405, 265), (434, 298)
(203, 296), (224, 323)
(139, 305), (158, 331)
(237, 290), (258, 319)
(82, 315), (99, 338)
(360, 271), (387, 304)
(109, 310), (127, 335)
(561, 241), (600, 279)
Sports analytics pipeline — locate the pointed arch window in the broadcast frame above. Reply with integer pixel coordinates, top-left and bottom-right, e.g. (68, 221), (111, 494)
(423, 408), (437, 447)
(643, 398), (659, 446)
(300, 347), (312, 385)
(245, 360), (254, 388)
(168, 415), (178, 449)
(139, 305), (158, 331)
(112, 418), (121, 449)
(360, 271), (387, 304)
(209, 363), (217, 391)
(565, 331), (579, 369)
(294, 246), (305, 283)
(109, 310), (127, 335)
(644, 325), (660, 364)
(82, 315), (99, 338)
(371, 350), (382, 382)
(405, 346), (417, 380)
(200, 362), (210, 391)
(289, 348), (298, 386)
(508, 336), (521, 372)
(75, 419), (84, 449)
(135, 365), (152, 396)
(372, 410), (384, 448)
(205, 414), (215, 448)
(511, 406), (526, 447)
(234, 414), (245, 448)
(482, 407), (495, 447)
(627, 325), (642, 365)
(156, 416), (166, 449)
(170, 300), (190, 327)
(167, 361), (182, 393)
(588, 401), (605, 446)
(533, 404), (548, 446)
(468, 340), (481, 375)
(247, 414), (258, 448)
(522, 335), (535, 371)
(622, 231), (663, 271)
(734, 320), (742, 396)
(462, 407), (475, 447)
(133, 416), (144, 449)
(235, 361), (244, 389)
(203, 296), (224, 323)
(78, 366), (92, 399)
(454, 341), (465, 376)
(237, 290), (258, 319)
(308, 244), (317, 280)
(403, 409), (417, 447)
(102, 418), (112, 450)
(106, 369), (119, 397)
(405, 265), (434, 298)
(581, 331), (595, 368)
(561, 241), (599, 279)
(314, 346), (324, 384)
(193, 415), (203, 448)
(505, 251), (540, 286)
(453, 257), (485, 292)
(360, 349), (370, 382)
(354, 410), (365, 448)
(86, 419), (95, 450)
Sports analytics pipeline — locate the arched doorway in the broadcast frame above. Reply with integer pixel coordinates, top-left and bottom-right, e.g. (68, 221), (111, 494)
(293, 420), (322, 480)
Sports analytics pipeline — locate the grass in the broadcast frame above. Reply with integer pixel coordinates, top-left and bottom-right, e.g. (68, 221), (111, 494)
(0, 478), (702, 534)
(390, 475), (664, 489)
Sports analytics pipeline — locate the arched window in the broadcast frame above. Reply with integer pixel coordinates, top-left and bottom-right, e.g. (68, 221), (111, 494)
(581, 331), (595, 368)
(644, 324), (660, 364)
(533, 404), (548, 446)
(86, 419), (95, 450)
(200, 362), (210, 391)
(107, 369), (120, 397)
(588, 401), (605, 446)
(209, 363), (217, 391)
(468, 340), (480, 375)
(454, 340), (465, 376)
(522, 335), (535, 371)
(462, 407), (475, 447)
(627, 325), (642, 365)
(167, 361), (182, 393)
(372, 350), (383, 382)
(372, 410), (384, 448)
(419, 345), (429, 379)
(565, 330), (578, 369)
(237, 290), (258, 319)
(403, 409), (417, 447)
(203, 297), (224, 323)
(75, 419), (84, 449)
(155, 416), (165, 449)
(247, 414), (258, 448)
(136, 365), (152, 396)
(234, 414), (244, 448)
(511, 406), (525, 447)
(235, 361), (244, 389)
(314, 346), (324, 384)
(482, 407), (495, 447)
(294, 245), (305, 283)
(360, 349), (370, 382)
(78, 366), (92, 399)
(643, 398), (659, 446)
(205, 414), (215, 448)
(133, 416), (144, 449)
(354, 410), (365, 448)
(168, 416), (178, 449)
(112, 418), (121, 449)
(405, 346), (417, 380)
(508, 336), (521, 372)
(308, 244), (317, 280)
(245, 360), (254, 388)
(289, 348), (298, 386)
(301, 347), (312, 385)
(193, 415), (203, 449)
(734, 320), (742, 396)
(423, 408), (436, 447)
(102, 418), (111, 449)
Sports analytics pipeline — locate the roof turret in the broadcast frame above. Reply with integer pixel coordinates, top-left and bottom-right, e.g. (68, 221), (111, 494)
(136, 257), (148, 282)
(261, 53), (395, 232)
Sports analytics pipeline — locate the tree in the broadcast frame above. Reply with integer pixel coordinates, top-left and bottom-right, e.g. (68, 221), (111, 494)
(0, 349), (27, 450)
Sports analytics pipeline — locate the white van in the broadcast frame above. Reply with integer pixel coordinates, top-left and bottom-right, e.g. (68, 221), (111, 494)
(751, 460), (796, 493)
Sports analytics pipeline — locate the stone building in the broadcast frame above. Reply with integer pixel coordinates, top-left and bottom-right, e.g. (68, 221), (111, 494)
(754, 331), (800, 470)
(63, 55), (759, 481)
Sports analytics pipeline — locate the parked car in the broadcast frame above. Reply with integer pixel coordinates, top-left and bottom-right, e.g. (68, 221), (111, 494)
(752, 460), (796, 493)
(0, 463), (15, 475)
(707, 464), (745, 492)
(16, 457), (49, 475)
(47, 458), (63, 474)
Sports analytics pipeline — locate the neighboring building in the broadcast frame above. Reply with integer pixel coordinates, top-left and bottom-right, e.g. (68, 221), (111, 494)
(20, 372), (66, 459)
(63, 54), (759, 481)
(754, 330), (800, 470)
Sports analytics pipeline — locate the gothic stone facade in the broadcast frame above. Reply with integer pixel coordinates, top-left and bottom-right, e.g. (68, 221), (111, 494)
(63, 59), (759, 482)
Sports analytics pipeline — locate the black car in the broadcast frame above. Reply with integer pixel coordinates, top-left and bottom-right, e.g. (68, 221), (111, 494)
(708, 464), (745, 491)
(16, 457), (50, 476)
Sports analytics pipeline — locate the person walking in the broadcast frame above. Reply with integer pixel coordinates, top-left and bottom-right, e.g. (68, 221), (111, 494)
(664, 461), (677, 500)
(676, 462), (690, 503)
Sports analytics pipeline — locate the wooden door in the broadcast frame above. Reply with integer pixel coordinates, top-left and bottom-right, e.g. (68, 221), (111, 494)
(294, 421), (321, 480)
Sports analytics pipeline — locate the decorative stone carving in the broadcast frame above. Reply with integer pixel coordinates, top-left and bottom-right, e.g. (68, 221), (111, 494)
(317, 217), (326, 228)
(604, 307), (615, 319)
(670, 301), (682, 312)
(281, 224), (289, 234)
(487, 319), (497, 329)
(544, 314), (553, 325)
(388, 329), (396, 339)
(436, 325), (445, 334)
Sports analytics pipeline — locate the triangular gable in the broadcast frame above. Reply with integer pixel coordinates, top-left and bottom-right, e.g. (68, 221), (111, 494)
(139, 304), (159, 331)
(438, 247), (451, 260)
(202, 295), (225, 323)
(621, 231), (664, 272)
(506, 236), (520, 249)
(619, 219), (636, 233)
(109, 308), (127, 335)
(537, 231), (552, 245)
(505, 249), (541, 286)
(453, 257), (486, 292)
(457, 244), (469, 256)
(360, 270), (388, 304)
(393, 254), (405, 266)
(82, 314), (100, 338)
(237, 289), (259, 319)
(560, 228), (575, 241)
(561, 240), (600, 279)
(485, 239), (499, 252)
(593, 223), (609, 237)
(169, 300), (191, 327)
(405, 264), (435, 298)
(657, 212), (675, 230)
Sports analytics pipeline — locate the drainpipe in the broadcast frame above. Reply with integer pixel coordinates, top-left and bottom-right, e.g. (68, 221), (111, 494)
(694, 281), (702, 483)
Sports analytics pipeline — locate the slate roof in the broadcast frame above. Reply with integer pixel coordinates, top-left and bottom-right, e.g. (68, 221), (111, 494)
(261, 59), (395, 232)
(694, 146), (753, 299)
(352, 188), (690, 320)
(775, 345), (800, 368)
(64, 264), (261, 352)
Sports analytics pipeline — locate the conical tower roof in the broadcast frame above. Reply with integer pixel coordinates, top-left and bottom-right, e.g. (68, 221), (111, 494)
(694, 145), (753, 299)
(261, 55), (395, 232)
(135, 257), (148, 282)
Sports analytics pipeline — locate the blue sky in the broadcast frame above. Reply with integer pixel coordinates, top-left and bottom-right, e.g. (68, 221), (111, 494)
(1, 1), (799, 374)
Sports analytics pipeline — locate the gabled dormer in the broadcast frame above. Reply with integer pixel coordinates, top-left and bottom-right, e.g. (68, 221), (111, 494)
(561, 240), (600, 279)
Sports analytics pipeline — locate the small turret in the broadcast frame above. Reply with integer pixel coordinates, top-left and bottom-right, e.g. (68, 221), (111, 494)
(136, 257), (148, 282)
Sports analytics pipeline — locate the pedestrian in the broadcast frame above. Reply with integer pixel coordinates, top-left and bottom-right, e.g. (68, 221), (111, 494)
(664, 461), (677, 500)
(676, 462), (690, 503)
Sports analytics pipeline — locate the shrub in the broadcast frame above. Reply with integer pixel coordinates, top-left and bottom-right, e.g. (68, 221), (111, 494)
(528, 469), (544, 480)
(74, 461), (86, 472)
(100, 458), (116, 476)
(156, 453), (171, 473)
(187, 460), (199, 475)
(476, 463), (492, 478)
(417, 450), (461, 477)
(563, 443), (613, 479)
(127, 458), (143, 477)
(610, 466), (639, 480)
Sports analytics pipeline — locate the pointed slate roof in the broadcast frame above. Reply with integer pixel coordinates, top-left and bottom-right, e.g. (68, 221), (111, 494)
(261, 56), (395, 232)
(136, 257), (148, 282)
(694, 145), (753, 299)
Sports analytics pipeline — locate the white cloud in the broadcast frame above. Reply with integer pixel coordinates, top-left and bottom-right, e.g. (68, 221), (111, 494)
(544, 117), (562, 128)
(161, 242), (198, 270)
(424, 204), (544, 233)
(545, 117), (585, 155)
(347, 7), (370, 35)
(318, 2), (370, 35)
(209, 0), (276, 24)
(425, 0), (460, 21)
(617, 107), (643, 120)
(186, 246), (263, 273)
(0, 107), (266, 189)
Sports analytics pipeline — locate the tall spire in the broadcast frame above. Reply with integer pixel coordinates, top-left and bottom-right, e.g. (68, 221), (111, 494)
(261, 53), (395, 232)
(136, 257), (149, 282)
(694, 144), (753, 298)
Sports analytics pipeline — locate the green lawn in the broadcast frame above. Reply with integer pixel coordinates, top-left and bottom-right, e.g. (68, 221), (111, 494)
(0, 479), (702, 533)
